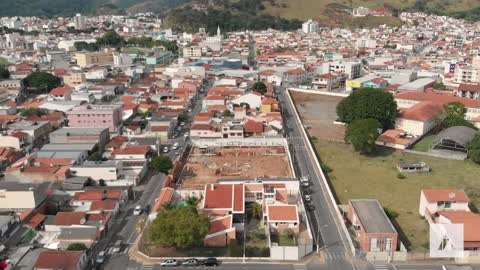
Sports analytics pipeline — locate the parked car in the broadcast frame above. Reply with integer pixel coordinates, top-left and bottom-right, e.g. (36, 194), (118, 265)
(301, 181), (310, 187)
(182, 258), (199, 266)
(160, 259), (179, 267)
(184, 132), (189, 138)
(133, 206), (142, 216)
(304, 194), (312, 202)
(96, 251), (106, 264)
(306, 203), (316, 211)
(111, 240), (123, 253)
(202, 258), (219, 267)
(172, 142), (179, 150)
(175, 151), (180, 155)
(143, 204), (151, 214)
(187, 108), (193, 113)
(179, 122), (185, 126)
(162, 147), (169, 153)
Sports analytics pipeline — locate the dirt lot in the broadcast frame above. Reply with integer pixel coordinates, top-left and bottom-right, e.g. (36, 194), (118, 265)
(290, 91), (345, 141)
(179, 146), (293, 189)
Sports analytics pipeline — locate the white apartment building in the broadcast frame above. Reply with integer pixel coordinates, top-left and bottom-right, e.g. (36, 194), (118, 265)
(322, 61), (362, 79)
(302, 19), (319, 34)
(183, 46), (203, 58)
(74, 14), (87, 30)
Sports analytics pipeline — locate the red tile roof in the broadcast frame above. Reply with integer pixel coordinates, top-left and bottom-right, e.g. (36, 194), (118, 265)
(50, 86), (73, 96)
(34, 250), (84, 270)
(25, 213), (46, 228)
(233, 184), (244, 213)
(267, 205), (298, 222)
(152, 187), (175, 213)
(204, 184), (233, 209)
(422, 189), (469, 202)
(105, 136), (128, 149)
(208, 215), (233, 235)
(71, 189), (121, 201)
(398, 101), (443, 122)
(395, 90), (480, 108)
(90, 200), (118, 211)
(458, 83), (480, 92)
(111, 145), (152, 156)
(54, 212), (86, 226)
(244, 120), (264, 133)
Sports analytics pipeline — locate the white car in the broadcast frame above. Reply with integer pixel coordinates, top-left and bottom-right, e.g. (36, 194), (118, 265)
(96, 251), (106, 264)
(162, 147), (169, 153)
(304, 195), (312, 202)
(184, 132), (189, 138)
(160, 259), (179, 267)
(133, 206), (142, 216)
(172, 142), (179, 150)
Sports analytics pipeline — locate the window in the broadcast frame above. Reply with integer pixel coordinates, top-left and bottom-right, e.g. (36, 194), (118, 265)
(255, 193), (263, 200)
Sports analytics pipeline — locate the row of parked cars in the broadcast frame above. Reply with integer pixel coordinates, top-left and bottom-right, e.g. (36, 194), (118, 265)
(300, 176), (315, 212)
(161, 258), (219, 267)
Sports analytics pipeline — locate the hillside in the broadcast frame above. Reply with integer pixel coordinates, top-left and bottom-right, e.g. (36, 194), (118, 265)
(0, 0), (480, 22)
(263, 0), (480, 20)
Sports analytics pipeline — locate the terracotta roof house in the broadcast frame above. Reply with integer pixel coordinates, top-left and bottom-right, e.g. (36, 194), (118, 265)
(34, 250), (87, 270)
(419, 189), (470, 218)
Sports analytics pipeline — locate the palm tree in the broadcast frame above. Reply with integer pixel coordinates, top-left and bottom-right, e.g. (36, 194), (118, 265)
(250, 202), (263, 220)
(186, 196), (200, 207)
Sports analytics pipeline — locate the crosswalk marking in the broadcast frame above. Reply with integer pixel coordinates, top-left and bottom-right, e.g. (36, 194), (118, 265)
(372, 263), (390, 270)
(140, 265), (154, 270)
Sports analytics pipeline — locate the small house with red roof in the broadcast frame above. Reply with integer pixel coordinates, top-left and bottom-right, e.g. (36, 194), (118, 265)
(34, 250), (87, 270)
(363, 77), (388, 89)
(243, 120), (264, 137)
(49, 86), (73, 101)
(419, 189), (470, 218)
(312, 73), (346, 91)
(455, 83), (480, 100)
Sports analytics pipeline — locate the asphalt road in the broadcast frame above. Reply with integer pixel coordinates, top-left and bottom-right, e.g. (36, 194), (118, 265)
(275, 86), (363, 270)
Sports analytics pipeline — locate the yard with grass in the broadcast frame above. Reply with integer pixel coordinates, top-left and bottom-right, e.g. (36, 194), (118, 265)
(245, 215), (270, 257)
(313, 139), (480, 252)
(412, 135), (435, 152)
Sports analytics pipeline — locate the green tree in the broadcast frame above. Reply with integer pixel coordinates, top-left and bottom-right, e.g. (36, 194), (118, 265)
(163, 202), (176, 210)
(439, 116), (478, 131)
(87, 152), (103, 161)
(151, 155), (173, 174)
(19, 108), (45, 118)
(186, 196), (200, 206)
(222, 109), (232, 117)
(252, 81), (267, 95)
(336, 88), (399, 130)
(66, 243), (88, 251)
(250, 202), (263, 220)
(433, 82), (447, 90)
(24, 71), (61, 93)
(467, 134), (480, 163)
(345, 118), (381, 154)
(444, 102), (467, 118)
(177, 112), (188, 123)
(96, 31), (125, 47)
(74, 41), (99, 51)
(0, 65), (9, 79)
(98, 179), (106, 186)
(147, 206), (210, 248)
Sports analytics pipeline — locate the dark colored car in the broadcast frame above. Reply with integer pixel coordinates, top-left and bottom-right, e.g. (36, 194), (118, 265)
(202, 258), (219, 267)
(182, 258), (199, 266)
(144, 204), (151, 214)
(306, 203), (316, 211)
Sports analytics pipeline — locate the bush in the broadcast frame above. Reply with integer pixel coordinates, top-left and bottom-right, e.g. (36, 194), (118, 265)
(397, 173), (406, 179)
(67, 243), (88, 251)
(345, 118), (382, 154)
(151, 155), (173, 174)
(384, 207), (399, 218)
(321, 163), (332, 173)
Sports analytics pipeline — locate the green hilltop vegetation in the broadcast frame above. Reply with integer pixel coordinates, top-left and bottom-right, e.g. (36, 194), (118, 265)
(1, 0), (480, 25)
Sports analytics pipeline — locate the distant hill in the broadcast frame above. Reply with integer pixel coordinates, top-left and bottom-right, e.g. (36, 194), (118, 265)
(1, 0), (480, 23)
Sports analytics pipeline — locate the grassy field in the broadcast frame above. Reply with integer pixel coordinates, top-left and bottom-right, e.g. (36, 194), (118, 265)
(313, 140), (480, 252)
(412, 135), (435, 152)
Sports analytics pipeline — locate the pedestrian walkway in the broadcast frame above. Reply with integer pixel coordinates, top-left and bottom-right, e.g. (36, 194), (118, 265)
(371, 263), (390, 270)
(293, 263), (308, 270)
(322, 250), (346, 261)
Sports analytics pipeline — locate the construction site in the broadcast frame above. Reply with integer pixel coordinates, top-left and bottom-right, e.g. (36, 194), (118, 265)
(178, 146), (294, 190)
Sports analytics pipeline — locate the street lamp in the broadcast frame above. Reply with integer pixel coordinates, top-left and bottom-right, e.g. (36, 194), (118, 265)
(316, 225), (328, 253)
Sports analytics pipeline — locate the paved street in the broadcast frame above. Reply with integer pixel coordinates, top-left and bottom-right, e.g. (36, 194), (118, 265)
(275, 86), (364, 270)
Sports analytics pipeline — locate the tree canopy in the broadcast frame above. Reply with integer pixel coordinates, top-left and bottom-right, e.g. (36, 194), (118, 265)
(147, 206), (210, 248)
(345, 118), (381, 154)
(336, 88), (399, 130)
(151, 155), (173, 174)
(439, 116), (478, 131)
(19, 108), (45, 118)
(443, 102), (467, 118)
(24, 72), (61, 93)
(96, 31), (125, 47)
(252, 81), (267, 95)
(468, 134), (480, 163)
(0, 65), (9, 79)
(66, 243), (88, 251)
